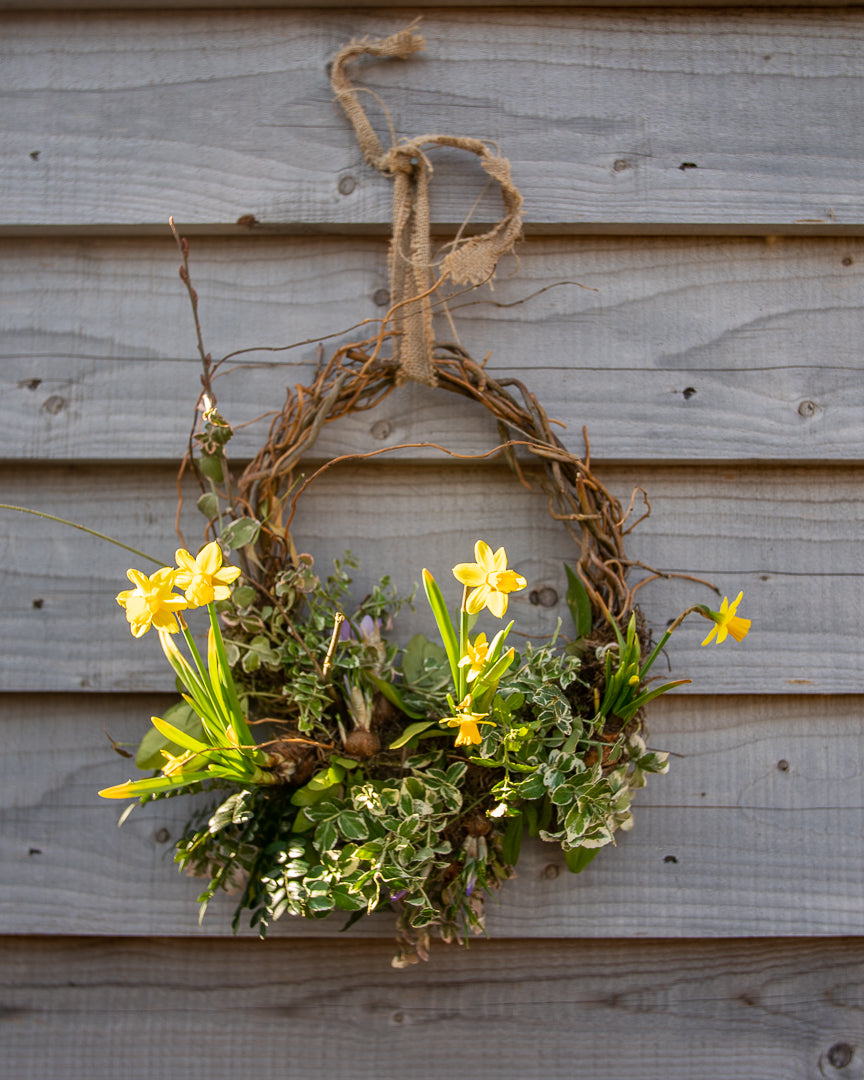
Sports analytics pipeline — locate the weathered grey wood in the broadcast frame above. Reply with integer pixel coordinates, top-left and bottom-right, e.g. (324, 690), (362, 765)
(0, 462), (857, 694)
(4, 11), (864, 232)
(2, 693), (863, 938)
(5, 0), (862, 7)
(2, 935), (862, 1080)
(4, 235), (864, 462)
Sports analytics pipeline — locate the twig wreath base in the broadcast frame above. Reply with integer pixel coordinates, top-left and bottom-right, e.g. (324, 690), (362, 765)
(230, 338), (668, 623)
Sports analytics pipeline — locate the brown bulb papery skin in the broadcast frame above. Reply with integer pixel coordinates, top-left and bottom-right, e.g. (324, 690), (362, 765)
(343, 728), (381, 759)
(371, 693), (400, 725)
(464, 813), (492, 837)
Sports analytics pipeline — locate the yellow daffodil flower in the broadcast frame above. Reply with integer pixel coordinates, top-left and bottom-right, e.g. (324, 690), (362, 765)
(452, 540), (527, 618)
(458, 633), (489, 682)
(173, 540), (241, 607)
(442, 696), (495, 747)
(700, 591), (751, 646)
(116, 566), (187, 637)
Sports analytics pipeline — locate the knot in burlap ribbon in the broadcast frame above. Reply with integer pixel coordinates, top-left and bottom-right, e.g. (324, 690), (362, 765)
(331, 28), (523, 387)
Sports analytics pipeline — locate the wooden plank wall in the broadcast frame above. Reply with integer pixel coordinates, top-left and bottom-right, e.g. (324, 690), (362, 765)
(2, 7), (863, 1078)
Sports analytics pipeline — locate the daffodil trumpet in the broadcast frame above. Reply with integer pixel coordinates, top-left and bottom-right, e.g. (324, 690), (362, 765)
(695, 592), (751, 646)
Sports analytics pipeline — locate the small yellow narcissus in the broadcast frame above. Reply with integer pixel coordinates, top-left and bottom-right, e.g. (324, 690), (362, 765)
(452, 540), (527, 618)
(458, 633), (489, 682)
(116, 566), (188, 637)
(700, 591), (751, 646)
(174, 540), (241, 607)
(442, 696), (495, 747)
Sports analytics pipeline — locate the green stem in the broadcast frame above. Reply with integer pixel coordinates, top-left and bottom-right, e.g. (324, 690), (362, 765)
(458, 602), (469, 701)
(178, 619), (211, 690)
(640, 605), (707, 680)
(0, 504), (167, 566)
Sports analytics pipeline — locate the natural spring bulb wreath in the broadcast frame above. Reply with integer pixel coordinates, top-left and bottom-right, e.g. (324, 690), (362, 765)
(93, 29), (753, 966)
(101, 503), (749, 966)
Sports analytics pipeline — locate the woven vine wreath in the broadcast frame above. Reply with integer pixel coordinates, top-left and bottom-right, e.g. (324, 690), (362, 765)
(100, 30), (750, 967)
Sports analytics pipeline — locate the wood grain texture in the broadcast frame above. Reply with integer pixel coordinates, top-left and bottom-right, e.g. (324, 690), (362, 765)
(2, 935), (863, 1080)
(2, 693), (863, 939)
(5, 0), (862, 7)
(0, 462), (860, 694)
(3, 10), (864, 231)
(4, 235), (863, 463)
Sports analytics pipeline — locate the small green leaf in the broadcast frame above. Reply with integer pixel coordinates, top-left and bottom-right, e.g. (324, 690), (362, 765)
(197, 453), (223, 483)
(564, 846), (601, 874)
(516, 773), (546, 800)
(389, 720), (437, 750)
(501, 814), (524, 865)
(337, 811), (369, 841)
(564, 564), (593, 639)
(401, 635), (449, 688)
(231, 585), (257, 608)
(330, 755), (361, 771)
(367, 673), (424, 720)
(220, 517), (261, 550)
(197, 492), (220, 519)
(314, 819), (338, 853)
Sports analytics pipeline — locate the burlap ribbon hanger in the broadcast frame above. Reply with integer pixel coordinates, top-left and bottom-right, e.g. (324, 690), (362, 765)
(331, 28), (523, 387)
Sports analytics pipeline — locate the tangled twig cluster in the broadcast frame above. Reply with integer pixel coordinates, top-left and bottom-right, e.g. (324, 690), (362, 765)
(229, 334), (657, 633)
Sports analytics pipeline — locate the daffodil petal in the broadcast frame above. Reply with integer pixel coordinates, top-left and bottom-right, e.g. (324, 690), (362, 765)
(214, 565), (241, 586)
(474, 540), (495, 571)
(174, 549), (197, 573)
(466, 585), (490, 614)
(151, 609), (181, 633)
(486, 590), (507, 618)
(126, 568), (150, 590)
(197, 541), (223, 576)
(453, 562), (486, 587)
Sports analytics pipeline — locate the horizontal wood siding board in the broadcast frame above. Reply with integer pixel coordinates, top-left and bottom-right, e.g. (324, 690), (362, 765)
(7, 0), (864, 7)
(2, 936), (863, 1080)
(4, 234), (863, 462)
(3, 694), (863, 938)
(0, 461), (856, 694)
(3, 11), (864, 230)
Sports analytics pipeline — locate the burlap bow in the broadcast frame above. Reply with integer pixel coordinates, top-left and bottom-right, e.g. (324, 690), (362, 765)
(331, 28), (524, 387)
